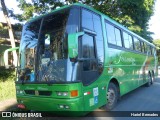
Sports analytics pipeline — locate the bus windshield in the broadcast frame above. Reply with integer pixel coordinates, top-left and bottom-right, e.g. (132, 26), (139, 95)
(18, 7), (80, 83)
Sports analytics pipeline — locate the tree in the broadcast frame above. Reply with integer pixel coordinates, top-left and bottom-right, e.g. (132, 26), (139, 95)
(0, 22), (8, 38)
(0, 0), (18, 66)
(16, 0), (155, 42)
(117, 0), (155, 42)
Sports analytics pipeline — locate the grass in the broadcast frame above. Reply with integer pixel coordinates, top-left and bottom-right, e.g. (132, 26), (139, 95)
(0, 67), (16, 101)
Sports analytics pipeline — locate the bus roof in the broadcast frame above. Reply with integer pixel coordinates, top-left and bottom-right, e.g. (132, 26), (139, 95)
(26, 3), (155, 48)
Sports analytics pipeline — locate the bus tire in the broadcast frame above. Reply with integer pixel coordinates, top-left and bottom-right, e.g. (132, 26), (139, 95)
(146, 72), (152, 87)
(151, 71), (155, 84)
(106, 82), (118, 110)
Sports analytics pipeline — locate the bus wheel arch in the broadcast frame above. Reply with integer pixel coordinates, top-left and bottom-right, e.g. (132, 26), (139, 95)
(109, 78), (120, 98)
(105, 78), (120, 110)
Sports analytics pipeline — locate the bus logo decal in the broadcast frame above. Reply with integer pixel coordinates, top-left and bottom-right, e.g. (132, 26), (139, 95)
(113, 54), (136, 65)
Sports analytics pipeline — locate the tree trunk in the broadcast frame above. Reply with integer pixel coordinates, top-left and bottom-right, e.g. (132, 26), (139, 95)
(0, 0), (18, 67)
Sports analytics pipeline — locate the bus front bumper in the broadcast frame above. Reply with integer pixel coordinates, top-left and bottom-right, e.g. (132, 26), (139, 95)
(17, 95), (84, 112)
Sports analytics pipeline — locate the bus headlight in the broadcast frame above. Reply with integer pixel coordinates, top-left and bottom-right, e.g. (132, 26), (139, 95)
(56, 92), (68, 96)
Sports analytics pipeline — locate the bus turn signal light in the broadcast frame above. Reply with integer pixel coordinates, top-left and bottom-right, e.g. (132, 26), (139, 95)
(71, 90), (78, 97)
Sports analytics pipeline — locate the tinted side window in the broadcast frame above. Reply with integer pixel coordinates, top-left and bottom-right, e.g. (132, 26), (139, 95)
(106, 23), (116, 45)
(92, 14), (104, 65)
(82, 34), (97, 71)
(128, 35), (133, 49)
(144, 42), (147, 53)
(82, 34), (95, 59)
(152, 48), (155, 55)
(146, 45), (150, 55)
(123, 32), (133, 49)
(82, 9), (94, 31)
(134, 37), (141, 52)
(93, 14), (103, 40)
(150, 46), (153, 55)
(82, 9), (104, 66)
(141, 42), (146, 53)
(115, 28), (122, 47)
(123, 32), (130, 48)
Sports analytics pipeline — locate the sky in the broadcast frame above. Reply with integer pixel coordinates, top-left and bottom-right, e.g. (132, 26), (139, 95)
(148, 0), (160, 40)
(0, 0), (160, 40)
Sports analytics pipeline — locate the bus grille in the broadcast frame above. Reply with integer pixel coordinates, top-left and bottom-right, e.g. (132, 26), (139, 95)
(24, 90), (52, 96)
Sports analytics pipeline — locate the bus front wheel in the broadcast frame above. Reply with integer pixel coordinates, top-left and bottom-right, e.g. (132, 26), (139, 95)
(106, 82), (118, 110)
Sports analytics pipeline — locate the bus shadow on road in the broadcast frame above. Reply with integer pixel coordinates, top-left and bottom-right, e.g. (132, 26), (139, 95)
(2, 103), (18, 112)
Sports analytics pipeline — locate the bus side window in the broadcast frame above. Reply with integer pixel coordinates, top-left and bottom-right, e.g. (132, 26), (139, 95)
(123, 32), (133, 49)
(82, 34), (96, 71)
(82, 9), (94, 31)
(105, 22), (122, 47)
(150, 46), (153, 55)
(105, 22), (116, 45)
(134, 37), (141, 52)
(144, 42), (147, 54)
(141, 41), (144, 53)
(146, 45), (151, 55)
(92, 13), (104, 66)
(114, 27), (122, 47)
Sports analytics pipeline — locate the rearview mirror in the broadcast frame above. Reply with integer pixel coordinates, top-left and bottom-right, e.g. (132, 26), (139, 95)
(68, 32), (84, 59)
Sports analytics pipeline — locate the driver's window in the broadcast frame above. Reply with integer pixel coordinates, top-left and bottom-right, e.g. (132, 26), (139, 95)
(82, 34), (97, 71)
(82, 34), (95, 58)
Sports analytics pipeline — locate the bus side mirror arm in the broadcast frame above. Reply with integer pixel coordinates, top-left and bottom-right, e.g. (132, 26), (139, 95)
(68, 32), (84, 59)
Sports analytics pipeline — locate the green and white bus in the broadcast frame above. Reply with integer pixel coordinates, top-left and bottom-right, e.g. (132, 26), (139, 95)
(16, 3), (157, 115)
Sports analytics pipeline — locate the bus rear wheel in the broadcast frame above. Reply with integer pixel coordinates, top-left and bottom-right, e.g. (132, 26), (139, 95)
(106, 82), (118, 110)
(146, 73), (152, 87)
(151, 71), (155, 84)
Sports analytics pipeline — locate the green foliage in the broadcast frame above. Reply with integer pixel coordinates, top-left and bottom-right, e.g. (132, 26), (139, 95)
(0, 67), (15, 81)
(0, 67), (16, 101)
(0, 23), (8, 38)
(15, 0), (155, 42)
(153, 39), (160, 49)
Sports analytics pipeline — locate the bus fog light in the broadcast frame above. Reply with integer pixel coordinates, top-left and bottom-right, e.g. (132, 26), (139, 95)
(57, 92), (62, 96)
(65, 105), (69, 109)
(59, 105), (64, 109)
